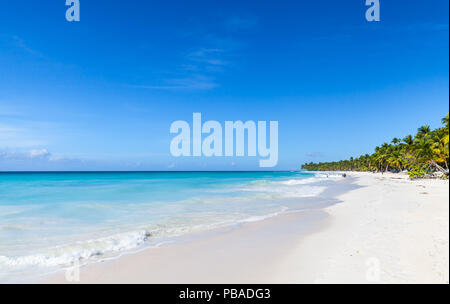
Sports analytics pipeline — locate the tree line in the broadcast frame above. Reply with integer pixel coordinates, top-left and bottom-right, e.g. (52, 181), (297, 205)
(302, 114), (449, 179)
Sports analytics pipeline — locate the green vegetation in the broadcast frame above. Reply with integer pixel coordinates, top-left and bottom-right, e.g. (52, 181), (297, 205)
(302, 114), (449, 179)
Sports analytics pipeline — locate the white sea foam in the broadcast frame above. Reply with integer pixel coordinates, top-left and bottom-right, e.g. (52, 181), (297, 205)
(239, 207), (289, 223)
(241, 176), (328, 198)
(0, 230), (153, 268)
(279, 174), (344, 185)
(277, 177), (319, 185)
(0, 205), (293, 271)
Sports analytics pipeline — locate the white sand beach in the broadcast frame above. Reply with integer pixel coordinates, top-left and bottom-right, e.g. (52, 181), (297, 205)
(42, 172), (449, 284)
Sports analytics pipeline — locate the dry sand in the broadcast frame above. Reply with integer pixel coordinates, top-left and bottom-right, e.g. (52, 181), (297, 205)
(42, 172), (449, 284)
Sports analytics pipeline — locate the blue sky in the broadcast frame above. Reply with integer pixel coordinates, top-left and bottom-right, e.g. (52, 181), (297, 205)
(0, 0), (448, 171)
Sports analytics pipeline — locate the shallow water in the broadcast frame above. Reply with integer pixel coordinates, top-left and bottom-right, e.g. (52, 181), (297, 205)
(0, 171), (342, 282)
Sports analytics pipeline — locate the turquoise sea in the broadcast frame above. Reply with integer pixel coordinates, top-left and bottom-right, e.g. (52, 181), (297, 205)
(0, 171), (342, 282)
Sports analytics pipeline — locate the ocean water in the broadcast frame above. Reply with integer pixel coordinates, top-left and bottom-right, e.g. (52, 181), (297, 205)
(0, 171), (342, 282)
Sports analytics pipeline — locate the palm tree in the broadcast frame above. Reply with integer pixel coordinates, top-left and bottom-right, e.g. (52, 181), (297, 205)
(392, 138), (401, 145)
(442, 114), (449, 129)
(417, 125), (431, 137)
(403, 135), (414, 146)
(301, 113), (449, 178)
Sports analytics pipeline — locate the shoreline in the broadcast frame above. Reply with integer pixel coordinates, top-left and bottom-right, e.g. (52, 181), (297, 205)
(41, 209), (333, 284)
(40, 172), (449, 284)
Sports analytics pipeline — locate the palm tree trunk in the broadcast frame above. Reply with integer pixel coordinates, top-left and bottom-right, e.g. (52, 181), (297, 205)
(431, 160), (447, 174)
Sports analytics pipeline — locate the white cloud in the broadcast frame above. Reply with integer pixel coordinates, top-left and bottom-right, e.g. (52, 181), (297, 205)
(130, 26), (243, 91)
(0, 148), (52, 160)
(0, 148), (89, 171)
(9, 35), (43, 57)
(187, 48), (229, 66)
(132, 74), (218, 90)
(29, 149), (51, 159)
